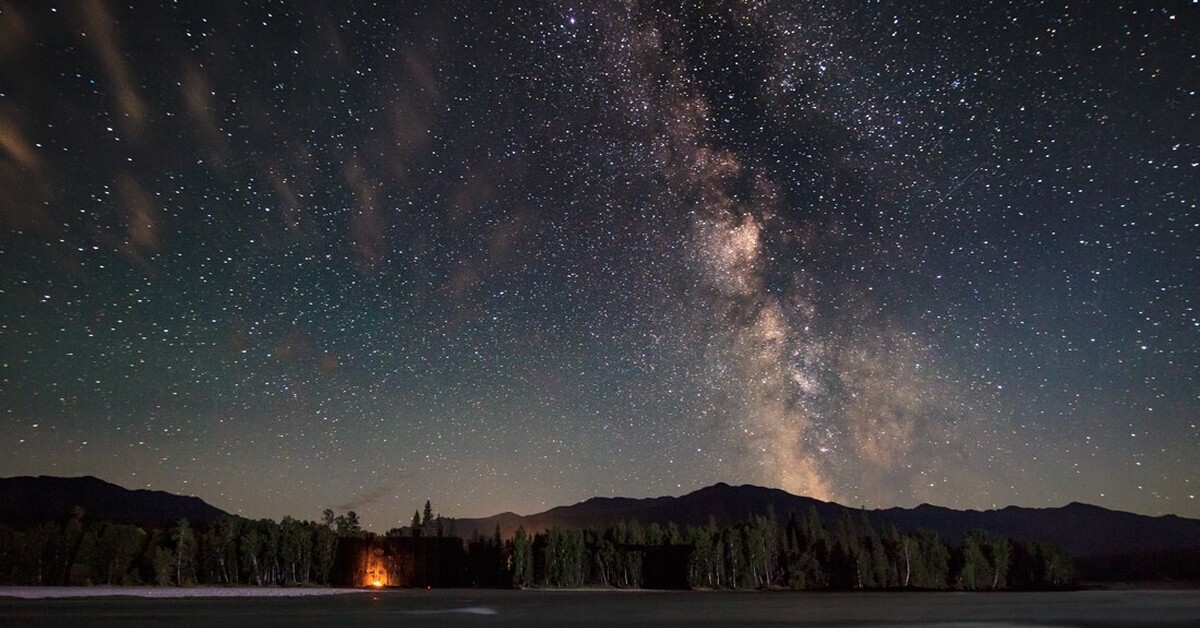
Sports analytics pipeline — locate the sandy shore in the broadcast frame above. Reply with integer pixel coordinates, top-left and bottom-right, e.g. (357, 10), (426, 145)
(0, 586), (366, 599)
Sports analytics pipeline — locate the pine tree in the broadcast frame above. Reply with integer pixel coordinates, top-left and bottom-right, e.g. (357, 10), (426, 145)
(422, 500), (434, 536)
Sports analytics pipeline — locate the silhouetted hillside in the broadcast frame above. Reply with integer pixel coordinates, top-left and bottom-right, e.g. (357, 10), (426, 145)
(0, 475), (228, 527)
(457, 483), (844, 540)
(878, 501), (1200, 558)
(458, 483), (1200, 559)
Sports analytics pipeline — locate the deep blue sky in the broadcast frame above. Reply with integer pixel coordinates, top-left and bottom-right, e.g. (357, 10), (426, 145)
(0, 1), (1195, 530)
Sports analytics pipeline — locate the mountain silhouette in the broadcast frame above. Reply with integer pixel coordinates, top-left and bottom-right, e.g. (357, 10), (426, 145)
(0, 475), (228, 527)
(456, 482), (1200, 558)
(5, 476), (1197, 563)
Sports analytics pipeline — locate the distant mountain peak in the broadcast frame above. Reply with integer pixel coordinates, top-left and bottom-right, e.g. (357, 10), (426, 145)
(0, 475), (228, 527)
(454, 482), (1200, 558)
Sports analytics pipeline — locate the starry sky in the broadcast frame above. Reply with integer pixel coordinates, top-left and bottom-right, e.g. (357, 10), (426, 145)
(0, 1), (1196, 530)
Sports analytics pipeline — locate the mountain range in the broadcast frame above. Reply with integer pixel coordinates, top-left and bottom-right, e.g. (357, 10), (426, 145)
(0, 475), (228, 527)
(455, 482), (1200, 559)
(3, 476), (1198, 562)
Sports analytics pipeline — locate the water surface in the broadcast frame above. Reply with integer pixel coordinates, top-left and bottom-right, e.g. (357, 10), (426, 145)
(2, 589), (1198, 626)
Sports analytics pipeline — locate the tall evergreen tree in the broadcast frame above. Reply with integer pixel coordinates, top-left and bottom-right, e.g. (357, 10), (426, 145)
(422, 500), (434, 536)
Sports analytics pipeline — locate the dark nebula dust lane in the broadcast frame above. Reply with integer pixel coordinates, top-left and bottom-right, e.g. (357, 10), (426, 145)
(0, 1), (1195, 528)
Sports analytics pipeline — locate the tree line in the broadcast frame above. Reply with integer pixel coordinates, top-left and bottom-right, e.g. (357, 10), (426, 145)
(462, 507), (1076, 590)
(0, 503), (1075, 590)
(0, 508), (341, 586)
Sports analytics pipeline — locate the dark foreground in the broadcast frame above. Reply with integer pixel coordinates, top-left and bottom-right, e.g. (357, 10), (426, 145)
(2, 589), (1199, 627)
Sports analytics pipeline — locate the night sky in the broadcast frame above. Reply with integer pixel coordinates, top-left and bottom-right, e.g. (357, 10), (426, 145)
(0, 1), (1196, 531)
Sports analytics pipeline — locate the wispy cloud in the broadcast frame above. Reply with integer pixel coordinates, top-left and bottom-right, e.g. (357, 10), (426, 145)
(336, 483), (394, 512)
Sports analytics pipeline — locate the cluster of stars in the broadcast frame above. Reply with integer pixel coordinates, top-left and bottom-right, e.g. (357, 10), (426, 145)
(0, 1), (1194, 527)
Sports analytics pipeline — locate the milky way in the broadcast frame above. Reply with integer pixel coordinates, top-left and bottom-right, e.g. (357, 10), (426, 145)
(0, 2), (1195, 529)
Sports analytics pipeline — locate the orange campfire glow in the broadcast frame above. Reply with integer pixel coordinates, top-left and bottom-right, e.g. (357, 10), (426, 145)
(362, 550), (388, 588)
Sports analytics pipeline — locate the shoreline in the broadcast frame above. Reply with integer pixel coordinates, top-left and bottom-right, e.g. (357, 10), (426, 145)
(4, 584), (1199, 600)
(0, 586), (366, 599)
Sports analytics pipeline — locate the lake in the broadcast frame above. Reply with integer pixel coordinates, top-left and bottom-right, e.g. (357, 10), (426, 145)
(2, 588), (1198, 626)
